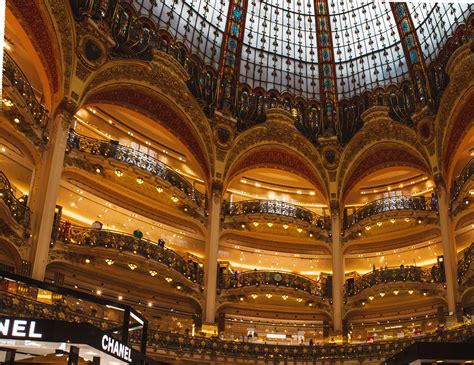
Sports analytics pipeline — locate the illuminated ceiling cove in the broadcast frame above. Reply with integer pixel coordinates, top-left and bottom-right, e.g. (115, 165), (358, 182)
(132, 0), (471, 99)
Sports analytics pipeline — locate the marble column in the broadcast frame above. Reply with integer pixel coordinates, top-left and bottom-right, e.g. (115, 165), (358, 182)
(28, 101), (75, 280)
(435, 175), (457, 315)
(203, 181), (222, 323)
(331, 201), (344, 332)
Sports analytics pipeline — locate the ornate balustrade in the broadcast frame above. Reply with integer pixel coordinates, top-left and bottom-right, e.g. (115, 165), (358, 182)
(345, 266), (442, 298)
(344, 195), (437, 230)
(451, 159), (473, 203)
(67, 130), (207, 210)
(223, 200), (329, 230)
(218, 270), (324, 297)
(0, 172), (30, 229)
(2, 52), (49, 138)
(56, 222), (204, 285)
(458, 243), (474, 286)
(2, 285), (474, 361)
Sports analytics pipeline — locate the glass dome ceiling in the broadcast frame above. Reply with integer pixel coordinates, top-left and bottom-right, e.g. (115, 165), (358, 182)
(132, 0), (471, 100)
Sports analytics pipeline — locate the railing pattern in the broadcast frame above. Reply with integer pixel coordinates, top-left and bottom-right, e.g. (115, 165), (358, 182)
(451, 159), (473, 203)
(458, 243), (474, 285)
(2, 52), (49, 131)
(218, 270), (324, 297)
(67, 130), (207, 209)
(0, 172), (30, 229)
(223, 200), (329, 230)
(56, 223), (203, 285)
(344, 195), (437, 229)
(345, 266), (442, 298)
(3, 288), (473, 361)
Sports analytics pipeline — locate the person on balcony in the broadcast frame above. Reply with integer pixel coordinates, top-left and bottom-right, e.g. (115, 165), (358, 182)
(91, 220), (103, 229)
(133, 229), (143, 239)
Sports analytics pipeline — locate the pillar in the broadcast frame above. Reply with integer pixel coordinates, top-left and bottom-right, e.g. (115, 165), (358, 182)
(28, 100), (75, 280)
(435, 175), (457, 315)
(203, 180), (222, 323)
(330, 200), (343, 332)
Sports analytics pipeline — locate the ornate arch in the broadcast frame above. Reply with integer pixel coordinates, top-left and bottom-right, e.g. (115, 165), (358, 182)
(0, 237), (23, 271)
(224, 121), (328, 200)
(338, 114), (431, 200)
(340, 142), (432, 201)
(7, 0), (67, 107)
(0, 123), (41, 167)
(80, 59), (214, 179)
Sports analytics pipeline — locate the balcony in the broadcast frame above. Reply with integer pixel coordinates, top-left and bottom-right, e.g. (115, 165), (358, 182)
(2, 52), (49, 145)
(223, 200), (329, 231)
(218, 270), (325, 298)
(451, 159), (473, 214)
(55, 222), (203, 285)
(344, 195), (438, 230)
(345, 266), (443, 298)
(458, 243), (473, 288)
(0, 171), (30, 231)
(67, 130), (207, 211)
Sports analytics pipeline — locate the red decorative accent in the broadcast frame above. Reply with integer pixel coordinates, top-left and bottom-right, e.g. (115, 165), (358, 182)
(444, 93), (474, 173)
(229, 147), (324, 195)
(344, 146), (429, 197)
(8, 0), (60, 93)
(85, 87), (210, 177)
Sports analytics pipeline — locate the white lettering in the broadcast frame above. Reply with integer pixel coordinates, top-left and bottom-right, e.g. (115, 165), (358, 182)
(113, 340), (119, 355)
(102, 335), (108, 351)
(28, 322), (42, 339)
(118, 343), (124, 358)
(125, 348), (131, 362)
(107, 337), (114, 353)
(0, 319), (10, 335)
(12, 320), (27, 336)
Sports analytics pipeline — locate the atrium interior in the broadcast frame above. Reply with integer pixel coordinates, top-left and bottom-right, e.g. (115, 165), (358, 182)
(0, 0), (473, 364)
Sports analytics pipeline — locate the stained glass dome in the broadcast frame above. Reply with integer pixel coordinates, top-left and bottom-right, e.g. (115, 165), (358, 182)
(131, 0), (471, 101)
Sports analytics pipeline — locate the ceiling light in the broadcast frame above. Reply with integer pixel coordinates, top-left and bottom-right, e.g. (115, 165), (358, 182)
(96, 290), (102, 295)
(105, 258), (114, 265)
(171, 196), (179, 203)
(176, 285), (182, 290)
(417, 218), (422, 224)
(282, 295), (288, 300)
(283, 224), (289, 230)
(0, 146), (5, 153)
(253, 222), (259, 227)
(156, 186), (163, 193)
(297, 227), (303, 233)
(357, 231), (362, 236)
(136, 177), (144, 184)
(408, 289), (414, 295)
(309, 233), (313, 237)
(393, 289), (399, 295)
(365, 226), (371, 231)
(309, 191), (315, 196)
(361, 301), (366, 306)
(13, 117), (20, 124)
(390, 219), (395, 223)
(266, 293), (273, 299)
(115, 169), (123, 177)
(165, 277), (173, 283)
(95, 166), (102, 174)
(296, 297), (303, 303)
(85, 258), (91, 264)
(148, 302), (153, 307)
(128, 263), (138, 270)
(404, 218), (410, 222)
(368, 296), (374, 301)
(267, 222), (273, 227)
(251, 294), (258, 299)
(241, 224), (245, 229)
(380, 292), (385, 298)
(296, 190), (302, 195)
(2, 98), (13, 107)
(149, 270), (158, 277)
(376, 221), (382, 227)
(239, 296), (244, 301)
(118, 295), (123, 300)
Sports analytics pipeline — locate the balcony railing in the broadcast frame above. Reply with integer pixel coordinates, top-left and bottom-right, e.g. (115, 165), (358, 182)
(458, 243), (473, 285)
(218, 270), (324, 297)
(345, 266), (442, 298)
(451, 159), (473, 203)
(344, 195), (437, 229)
(223, 200), (329, 230)
(0, 172), (30, 229)
(67, 130), (207, 209)
(2, 52), (49, 134)
(56, 222), (203, 285)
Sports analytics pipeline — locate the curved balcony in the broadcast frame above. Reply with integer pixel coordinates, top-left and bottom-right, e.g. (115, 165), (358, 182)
(344, 195), (438, 230)
(458, 243), (473, 287)
(0, 172), (30, 230)
(67, 130), (207, 210)
(2, 52), (49, 142)
(451, 159), (473, 203)
(345, 266), (443, 298)
(218, 270), (325, 297)
(55, 223), (204, 285)
(223, 200), (329, 230)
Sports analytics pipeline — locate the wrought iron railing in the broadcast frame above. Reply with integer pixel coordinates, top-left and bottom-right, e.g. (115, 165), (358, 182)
(0, 172), (30, 229)
(55, 222), (203, 285)
(344, 195), (437, 229)
(223, 200), (329, 230)
(2, 52), (49, 132)
(451, 159), (473, 203)
(344, 266), (441, 298)
(67, 130), (207, 209)
(218, 270), (324, 297)
(458, 243), (474, 285)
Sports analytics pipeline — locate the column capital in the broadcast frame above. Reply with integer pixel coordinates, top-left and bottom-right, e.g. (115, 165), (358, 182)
(330, 200), (340, 217)
(54, 98), (77, 120)
(434, 173), (447, 191)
